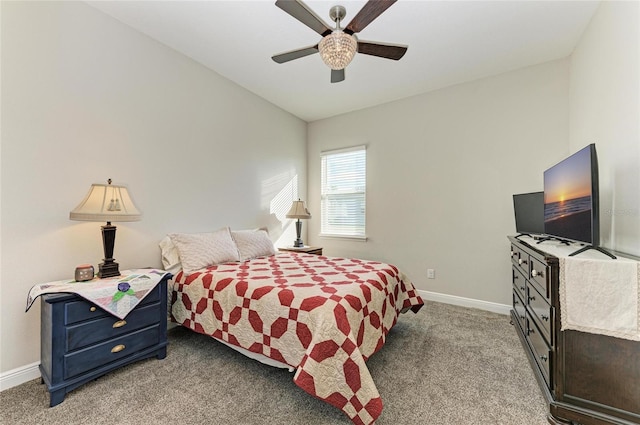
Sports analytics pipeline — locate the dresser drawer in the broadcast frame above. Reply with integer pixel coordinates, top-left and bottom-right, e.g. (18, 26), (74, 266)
(526, 314), (551, 388)
(510, 244), (529, 277)
(529, 257), (550, 300)
(66, 302), (161, 351)
(64, 284), (162, 325)
(64, 324), (160, 380)
(527, 283), (553, 345)
(512, 266), (527, 301)
(512, 290), (526, 332)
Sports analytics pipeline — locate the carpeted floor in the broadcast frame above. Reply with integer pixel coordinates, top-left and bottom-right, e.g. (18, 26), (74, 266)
(0, 301), (549, 424)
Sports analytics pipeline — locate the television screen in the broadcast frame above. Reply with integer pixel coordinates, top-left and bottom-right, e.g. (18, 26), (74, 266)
(513, 191), (544, 235)
(543, 144), (599, 245)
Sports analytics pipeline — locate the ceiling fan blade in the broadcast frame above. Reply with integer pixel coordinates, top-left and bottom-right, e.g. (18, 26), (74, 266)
(272, 45), (319, 64)
(331, 69), (345, 83)
(275, 0), (332, 36)
(345, 0), (397, 35)
(357, 40), (407, 60)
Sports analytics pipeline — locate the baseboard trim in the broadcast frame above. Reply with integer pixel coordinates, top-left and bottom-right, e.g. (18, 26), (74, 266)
(0, 361), (41, 391)
(2, 294), (509, 391)
(418, 290), (511, 316)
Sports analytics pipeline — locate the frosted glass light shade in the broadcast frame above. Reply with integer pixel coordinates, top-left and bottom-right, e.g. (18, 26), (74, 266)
(318, 31), (357, 70)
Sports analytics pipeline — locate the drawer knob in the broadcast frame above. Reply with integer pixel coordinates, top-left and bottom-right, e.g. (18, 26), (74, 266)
(90, 306), (97, 312)
(527, 327), (534, 335)
(532, 269), (544, 278)
(541, 314), (549, 321)
(514, 299), (519, 305)
(111, 344), (126, 353)
(520, 315), (525, 320)
(540, 355), (548, 362)
(528, 295), (536, 302)
(112, 320), (127, 329)
(520, 286), (525, 292)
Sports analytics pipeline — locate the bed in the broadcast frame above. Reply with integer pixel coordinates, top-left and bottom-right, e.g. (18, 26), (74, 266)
(163, 228), (424, 425)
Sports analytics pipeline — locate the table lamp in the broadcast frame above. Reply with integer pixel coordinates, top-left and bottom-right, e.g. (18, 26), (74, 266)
(69, 179), (141, 278)
(286, 199), (311, 247)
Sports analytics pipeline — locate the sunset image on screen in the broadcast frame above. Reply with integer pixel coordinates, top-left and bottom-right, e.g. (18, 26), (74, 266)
(544, 146), (592, 221)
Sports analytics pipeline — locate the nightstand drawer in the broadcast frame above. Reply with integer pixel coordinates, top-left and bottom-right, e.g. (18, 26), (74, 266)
(64, 324), (160, 380)
(65, 284), (161, 325)
(66, 302), (161, 351)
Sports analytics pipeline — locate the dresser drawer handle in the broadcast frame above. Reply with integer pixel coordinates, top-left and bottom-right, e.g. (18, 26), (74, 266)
(528, 295), (536, 302)
(520, 286), (525, 292)
(111, 344), (126, 353)
(540, 355), (548, 362)
(541, 314), (549, 321)
(90, 306), (97, 312)
(532, 269), (544, 278)
(112, 320), (127, 329)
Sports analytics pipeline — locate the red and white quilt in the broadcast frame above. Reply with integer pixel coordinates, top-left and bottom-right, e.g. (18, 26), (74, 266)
(171, 252), (424, 425)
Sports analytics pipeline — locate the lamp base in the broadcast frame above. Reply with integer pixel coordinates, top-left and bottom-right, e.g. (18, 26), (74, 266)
(99, 223), (120, 278)
(293, 219), (304, 247)
(98, 260), (120, 279)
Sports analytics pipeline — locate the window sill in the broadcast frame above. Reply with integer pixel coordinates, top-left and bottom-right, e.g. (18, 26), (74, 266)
(319, 234), (368, 242)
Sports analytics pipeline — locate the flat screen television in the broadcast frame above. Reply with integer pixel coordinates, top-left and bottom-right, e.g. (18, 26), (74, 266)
(513, 191), (544, 236)
(542, 144), (614, 258)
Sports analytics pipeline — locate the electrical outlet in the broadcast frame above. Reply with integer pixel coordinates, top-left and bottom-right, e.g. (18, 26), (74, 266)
(427, 269), (435, 279)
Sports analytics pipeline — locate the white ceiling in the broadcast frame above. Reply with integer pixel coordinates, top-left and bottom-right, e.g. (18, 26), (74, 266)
(86, 0), (600, 122)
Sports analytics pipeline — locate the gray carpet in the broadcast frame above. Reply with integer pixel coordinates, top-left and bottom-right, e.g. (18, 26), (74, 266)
(0, 301), (549, 424)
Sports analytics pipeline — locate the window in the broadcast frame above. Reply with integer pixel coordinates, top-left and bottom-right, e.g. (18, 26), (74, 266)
(320, 146), (366, 238)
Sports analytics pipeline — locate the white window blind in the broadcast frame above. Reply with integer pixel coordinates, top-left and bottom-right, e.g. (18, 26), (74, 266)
(320, 146), (366, 238)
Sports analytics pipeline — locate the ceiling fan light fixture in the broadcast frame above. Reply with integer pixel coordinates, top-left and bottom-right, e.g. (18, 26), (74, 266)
(318, 30), (357, 70)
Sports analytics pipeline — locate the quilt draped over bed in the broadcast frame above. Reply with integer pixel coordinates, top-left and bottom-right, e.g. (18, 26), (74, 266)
(171, 252), (424, 425)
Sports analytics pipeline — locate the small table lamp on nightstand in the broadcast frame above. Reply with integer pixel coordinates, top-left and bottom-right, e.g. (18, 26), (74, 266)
(69, 179), (141, 278)
(286, 199), (311, 247)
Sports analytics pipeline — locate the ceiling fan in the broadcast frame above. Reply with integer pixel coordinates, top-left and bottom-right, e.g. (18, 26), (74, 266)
(272, 0), (408, 83)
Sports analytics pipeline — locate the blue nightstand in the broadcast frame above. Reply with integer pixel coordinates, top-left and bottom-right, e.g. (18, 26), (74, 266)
(39, 276), (169, 406)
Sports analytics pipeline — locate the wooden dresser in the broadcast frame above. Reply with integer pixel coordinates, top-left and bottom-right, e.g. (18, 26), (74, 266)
(509, 236), (640, 425)
(40, 276), (169, 406)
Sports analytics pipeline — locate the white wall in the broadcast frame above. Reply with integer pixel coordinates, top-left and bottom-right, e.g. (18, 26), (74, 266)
(308, 60), (570, 305)
(569, 0), (640, 256)
(0, 1), (306, 375)
(307, 0), (640, 307)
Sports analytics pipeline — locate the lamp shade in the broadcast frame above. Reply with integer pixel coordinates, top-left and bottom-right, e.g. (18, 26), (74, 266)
(70, 181), (141, 222)
(286, 200), (311, 220)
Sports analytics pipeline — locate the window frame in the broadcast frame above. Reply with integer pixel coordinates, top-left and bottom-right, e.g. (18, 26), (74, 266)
(319, 145), (367, 240)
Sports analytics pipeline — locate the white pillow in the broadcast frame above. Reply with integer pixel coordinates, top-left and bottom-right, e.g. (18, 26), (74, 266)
(159, 236), (182, 274)
(232, 229), (276, 261)
(169, 227), (240, 274)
